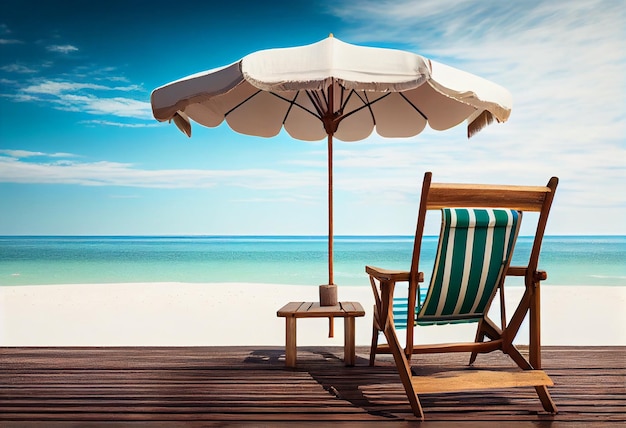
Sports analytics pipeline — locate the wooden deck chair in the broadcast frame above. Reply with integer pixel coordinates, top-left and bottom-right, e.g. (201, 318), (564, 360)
(366, 172), (558, 420)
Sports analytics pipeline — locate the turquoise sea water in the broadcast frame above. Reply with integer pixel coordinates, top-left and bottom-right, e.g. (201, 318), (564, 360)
(0, 236), (624, 287)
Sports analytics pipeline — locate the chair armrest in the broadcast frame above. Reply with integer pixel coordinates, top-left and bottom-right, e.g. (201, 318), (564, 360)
(507, 266), (547, 281)
(366, 265), (411, 282)
(507, 266), (527, 276)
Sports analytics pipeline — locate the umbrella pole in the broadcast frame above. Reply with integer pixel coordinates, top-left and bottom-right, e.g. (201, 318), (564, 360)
(328, 132), (334, 286)
(319, 84), (337, 309)
(319, 132), (338, 308)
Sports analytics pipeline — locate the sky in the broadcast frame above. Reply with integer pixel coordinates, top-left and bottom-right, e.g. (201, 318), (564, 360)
(0, 0), (624, 236)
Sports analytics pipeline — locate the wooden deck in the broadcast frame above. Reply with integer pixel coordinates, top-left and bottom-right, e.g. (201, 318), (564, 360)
(1, 346), (624, 426)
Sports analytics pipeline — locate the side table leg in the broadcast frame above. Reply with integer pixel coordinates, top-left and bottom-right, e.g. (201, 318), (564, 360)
(344, 316), (356, 366)
(285, 317), (297, 368)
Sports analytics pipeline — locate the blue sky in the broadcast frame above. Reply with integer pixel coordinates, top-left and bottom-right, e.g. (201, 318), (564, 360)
(1, 0), (624, 236)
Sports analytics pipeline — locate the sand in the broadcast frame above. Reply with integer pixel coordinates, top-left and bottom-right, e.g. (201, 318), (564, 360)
(1, 282), (624, 347)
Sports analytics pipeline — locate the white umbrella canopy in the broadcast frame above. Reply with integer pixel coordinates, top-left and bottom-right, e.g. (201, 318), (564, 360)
(151, 36), (512, 295)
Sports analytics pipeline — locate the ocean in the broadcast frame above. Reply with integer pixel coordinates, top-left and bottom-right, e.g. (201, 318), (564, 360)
(1, 236), (624, 287)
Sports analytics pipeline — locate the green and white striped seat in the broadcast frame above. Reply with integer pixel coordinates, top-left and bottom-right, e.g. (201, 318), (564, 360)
(417, 208), (521, 325)
(392, 290), (426, 330)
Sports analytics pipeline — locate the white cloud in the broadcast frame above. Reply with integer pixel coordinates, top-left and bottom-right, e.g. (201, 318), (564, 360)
(1, 63), (37, 73)
(0, 155), (324, 190)
(11, 93), (40, 102)
(23, 81), (140, 95)
(56, 93), (152, 118)
(1, 37), (150, 121)
(46, 44), (78, 54)
(15, 79), (153, 120)
(80, 119), (160, 128)
(23, 81), (109, 95)
(0, 149), (78, 159)
(0, 39), (23, 45)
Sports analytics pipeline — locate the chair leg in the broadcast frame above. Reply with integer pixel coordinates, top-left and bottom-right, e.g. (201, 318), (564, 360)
(369, 305), (380, 366)
(383, 323), (425, 420)
(469, 320), (486, 365)
(505, 344), (533, 370)
(370, 324), (379, 366)
(499, 310), (557, 413)
(535, 385), (558, 414)
(470, 318), (501, 365)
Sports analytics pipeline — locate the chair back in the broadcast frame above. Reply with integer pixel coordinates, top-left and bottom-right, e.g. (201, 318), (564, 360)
(417, 208), (521, 324)
(401, 172), (558, 341)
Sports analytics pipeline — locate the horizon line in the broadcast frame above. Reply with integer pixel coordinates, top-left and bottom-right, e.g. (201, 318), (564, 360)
(1, 234), (624, 238)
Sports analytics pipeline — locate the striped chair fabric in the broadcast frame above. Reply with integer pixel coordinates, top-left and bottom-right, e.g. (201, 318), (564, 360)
(392, 290), (427, 330)
(414, 208), (521, 325)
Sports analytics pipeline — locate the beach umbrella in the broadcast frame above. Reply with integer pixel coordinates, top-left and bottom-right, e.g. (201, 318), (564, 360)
(150, 35), (512, 304)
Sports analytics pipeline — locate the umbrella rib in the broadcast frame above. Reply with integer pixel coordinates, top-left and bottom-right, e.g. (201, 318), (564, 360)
(267, 91), (322, 121)
(361, 91), (376, 126)
(319, 86), (329, 112)
(281, 92), (299, 125)
(399, 92), (428, 120)
(338, 91), (391, 124)
(304, 90), (326, 119)
(225, 89), (263, 117)
(340, 88), (354, 113)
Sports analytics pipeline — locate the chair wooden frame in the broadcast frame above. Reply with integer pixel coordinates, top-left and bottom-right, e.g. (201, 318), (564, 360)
(367, 172), (558, 419)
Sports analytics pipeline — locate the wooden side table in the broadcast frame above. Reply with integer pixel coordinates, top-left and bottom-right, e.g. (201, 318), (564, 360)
(277, 301), (365, 368)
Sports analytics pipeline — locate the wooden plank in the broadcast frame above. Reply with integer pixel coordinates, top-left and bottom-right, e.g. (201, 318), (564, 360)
(340, 301), (357, 312)
(340, 301), (366, 315)
(0, 346), (624, 425)
(276, 301), (306, 316)
(279, 301), (366, 318)
(427, 183), (551, 211)
(411, 370), (553, 394)
(302, 302), (341, 316)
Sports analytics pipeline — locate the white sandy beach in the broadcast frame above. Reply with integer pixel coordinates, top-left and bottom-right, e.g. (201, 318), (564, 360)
(1, 282), (625, 347)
